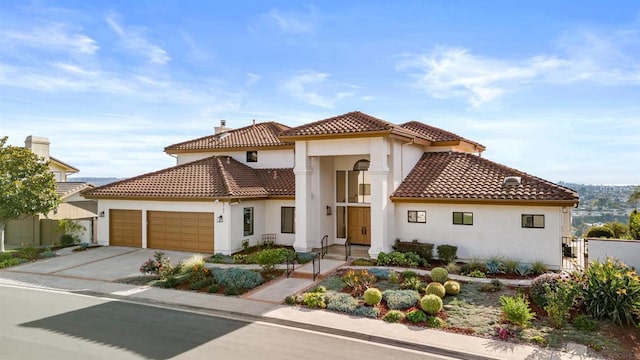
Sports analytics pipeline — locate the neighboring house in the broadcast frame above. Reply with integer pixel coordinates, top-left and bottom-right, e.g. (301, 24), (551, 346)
(5, 136), (97, 246)
(84, 111), (578, 268)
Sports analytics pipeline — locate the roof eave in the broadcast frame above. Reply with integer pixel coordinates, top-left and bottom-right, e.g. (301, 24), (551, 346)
(279, 130), (394, 142)
(389, 197), (579, 207)
(165, 144), (294, 154)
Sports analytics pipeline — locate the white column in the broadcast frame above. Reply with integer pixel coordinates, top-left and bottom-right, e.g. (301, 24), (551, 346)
(368, 137), (390, 258)
(293, 141), (313, 252)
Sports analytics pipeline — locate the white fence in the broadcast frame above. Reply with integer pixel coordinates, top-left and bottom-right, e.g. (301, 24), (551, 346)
(588, 238), (640, 270)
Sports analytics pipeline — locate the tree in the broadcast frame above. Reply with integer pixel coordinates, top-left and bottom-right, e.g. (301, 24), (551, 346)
(630, 210), (640, 240)
(629, 186), (640, 211)
(603, 221), (629, 239)
(0, 137), (60, 252)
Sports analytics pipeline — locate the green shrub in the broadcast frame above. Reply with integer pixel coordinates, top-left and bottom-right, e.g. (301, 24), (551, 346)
(17, 246), (40, 261)
(363, 288), (383, 305)
(312, 286), (327, 293)
(426, 316), (446, 328)
(486, 260), (502, 275)
(480, 279), (503, 292)
(382, 310), (405, 323)
(208, 253), (234, 264)
(630, 209), (640, 240)
(430, 267), (448, 283)
(499, 294), (535, 327)
(295, 252), (316, 264)
(341, 269), (376, 295)
(572, 314), (599, 332)
(583, 257), (640, 326)
(544, 277), (581, 328)
(353, 305), (380, 318)
(406, 309), (428, 323)
(352, 258), (376, 266)
(382, 289), (420, 310)
(529, 273), (563, 307)
(190, 278), (212, 290)
(585, 225), (615, 238)
(180, 255), (210, 284)
(425, 282), (446, 298)
(400, 276), (424, 292)
(212, 268), (264, 293)
(254, 248), (295, 272)
(303, 292), (327, 309)
(377, 251), (421, 267)
(436, 244), (457, 263)
(445, 262), (460, 274)
(443, 280), (461, 295)
(516, 263), (532, 277)
(207, 284), (220, 293)
(59, 234), (76, 247)
(327, 293), (358, 313)
(367, 267), (392, 279)
(420, 294), (443, 315)
(0, 258), (26, 269)
(393, 240), (434, 262)
(460, 260), (486, 275)
(388, 271), (400, 284)
(502, 259), (519, 274)
(401, 270), (419, 279)
(531, 260), (548, 276)
(467, 270), (486, 278)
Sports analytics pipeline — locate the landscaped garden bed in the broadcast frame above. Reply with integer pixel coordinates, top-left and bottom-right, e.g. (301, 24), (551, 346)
(287, 260), (640, 360)
(0, 245), (57, 269)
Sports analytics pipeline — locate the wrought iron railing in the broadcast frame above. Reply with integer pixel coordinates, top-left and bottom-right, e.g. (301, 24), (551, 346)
(320, 234), (328, 259)
(312, 252), (320, 281)
(285, 254), (296, 278)
(345, 236), (352, 261)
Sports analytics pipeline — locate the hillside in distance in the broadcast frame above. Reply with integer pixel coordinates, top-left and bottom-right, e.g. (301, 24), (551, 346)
(68, 177), (121, 186)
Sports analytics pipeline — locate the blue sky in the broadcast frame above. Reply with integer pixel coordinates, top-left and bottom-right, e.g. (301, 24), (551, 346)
(1, 1), (639, 184)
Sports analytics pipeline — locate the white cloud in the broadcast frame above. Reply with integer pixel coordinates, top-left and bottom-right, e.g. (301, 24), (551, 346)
(265, 8), (316, 34)
(397, 26), (640, 107)
(281, 70), (355, 108)
(106, 15), (170, 65)
(246, 73), (262, 87)
(0, 23), (98, 55)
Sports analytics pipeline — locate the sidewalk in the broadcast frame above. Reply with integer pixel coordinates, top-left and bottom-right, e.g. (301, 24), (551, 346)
(0, 248), (599, 360)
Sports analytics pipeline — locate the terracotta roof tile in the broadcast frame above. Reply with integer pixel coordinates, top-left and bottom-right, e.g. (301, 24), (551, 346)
(400, 121), (485, 149)
(280, 111), (396, 137)
(256, 168), (296, 196)
(165, 122), (292, 152)
(83, 156), (295, 199)
(392, 152), (578, 203)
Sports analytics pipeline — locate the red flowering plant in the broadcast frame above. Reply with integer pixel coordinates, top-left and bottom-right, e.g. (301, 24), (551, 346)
(139, 252), (171, 275)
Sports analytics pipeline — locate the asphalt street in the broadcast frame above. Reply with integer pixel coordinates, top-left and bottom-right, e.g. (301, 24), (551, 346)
(0, 284), (453, 360)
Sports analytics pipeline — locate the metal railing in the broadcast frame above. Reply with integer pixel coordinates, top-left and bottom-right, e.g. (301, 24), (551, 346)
(344, 236), (352, 261)
(320, 234), (328, 259)
(285, 255), (296, 278)
(312, 252), (320, 281)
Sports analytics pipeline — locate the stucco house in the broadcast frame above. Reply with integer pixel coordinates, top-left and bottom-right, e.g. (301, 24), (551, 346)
(5, 136), (97, 246)
(84, 111), (578, 268)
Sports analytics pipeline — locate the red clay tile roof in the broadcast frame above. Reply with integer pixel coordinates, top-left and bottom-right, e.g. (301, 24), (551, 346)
(400, 121), (485, 150)
(279, 111), (427, 140)
(391, 152), (578, 203)
(165, 122), (292, 153)
(83, 156), (295, 199)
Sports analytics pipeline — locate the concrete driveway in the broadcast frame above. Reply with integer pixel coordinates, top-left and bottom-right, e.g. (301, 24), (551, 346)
(7, 246), (203, 281)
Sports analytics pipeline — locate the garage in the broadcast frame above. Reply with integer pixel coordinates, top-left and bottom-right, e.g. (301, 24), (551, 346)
(147, 211), (215, 253)
(109, 209), (142, 247)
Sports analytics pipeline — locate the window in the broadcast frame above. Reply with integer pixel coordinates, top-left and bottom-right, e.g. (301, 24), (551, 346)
(408, 210), (426, 223)
(336, 171), (346, 202)
(453, 212), (473, 225)
(246, 151), (258, 162)
(336, 206), (346, 238)
(243, 207), (254, 235)
(522, 214), (544, 228)
(281, 207), (295, 233)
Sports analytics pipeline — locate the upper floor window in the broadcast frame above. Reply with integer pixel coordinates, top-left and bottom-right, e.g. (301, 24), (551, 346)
(522, 214), (544, 228)
(453, 212), (473, 225)
(246, 151), (258, 162)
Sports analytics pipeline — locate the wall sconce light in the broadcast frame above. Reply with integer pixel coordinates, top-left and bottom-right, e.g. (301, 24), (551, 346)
(326, 205), (332, 216)
(217, 215), (223, 223)
(99, 211), (105, 217)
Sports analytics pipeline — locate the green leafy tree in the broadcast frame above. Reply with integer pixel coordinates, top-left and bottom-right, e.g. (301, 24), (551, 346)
(0, 137), (60, 252)
(603, 221), (629, 239)
(629, 186), (640, 211)
(629, 210), (640, 240)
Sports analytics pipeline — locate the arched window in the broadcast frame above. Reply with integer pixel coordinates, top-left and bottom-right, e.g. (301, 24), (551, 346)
(353, 159), (370, 171)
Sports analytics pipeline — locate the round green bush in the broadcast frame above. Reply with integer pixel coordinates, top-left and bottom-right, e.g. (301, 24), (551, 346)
(382, 310), (405, 323)
(430, 267), (448, 283)
(425, 282), (446, 298)
(443, 280), (461, 295)
(420, 294), (443, 315)
(426, 316), (445, 328)
(363, 287), (383, 305)
(584, 225), (615, 239)
(406, 309), (428, 323)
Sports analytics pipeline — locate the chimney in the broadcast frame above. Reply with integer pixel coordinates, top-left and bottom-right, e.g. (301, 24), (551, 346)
(25, 135), (50, 161)
(214, 119), (232, 135)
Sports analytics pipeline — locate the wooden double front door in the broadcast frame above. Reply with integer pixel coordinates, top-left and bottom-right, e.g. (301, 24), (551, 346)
(348, 207), (371, 245)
